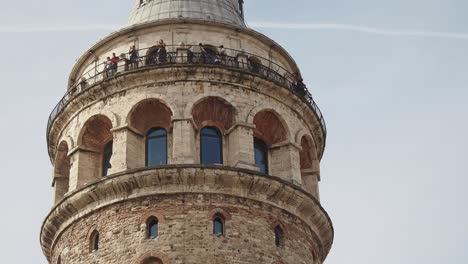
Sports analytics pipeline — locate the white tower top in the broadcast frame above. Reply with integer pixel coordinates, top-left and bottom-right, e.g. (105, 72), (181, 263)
(128, 0), (246, 27)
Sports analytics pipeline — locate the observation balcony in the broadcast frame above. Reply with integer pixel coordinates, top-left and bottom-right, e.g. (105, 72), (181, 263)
(47, 45), (327, 156)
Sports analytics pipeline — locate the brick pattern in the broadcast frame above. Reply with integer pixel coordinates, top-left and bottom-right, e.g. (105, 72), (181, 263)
(52, 194), (319, 264)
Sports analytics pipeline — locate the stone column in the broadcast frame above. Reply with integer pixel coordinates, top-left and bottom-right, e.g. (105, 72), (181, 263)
(110, 126), (145, 174)
(68, 147), (100, 190)
(172, 118), (196, 164)
(53, 174), (69, 204)
(301, 159), (321, 200)
(226, 122), (258, 171)
(270, 142), (302, 185)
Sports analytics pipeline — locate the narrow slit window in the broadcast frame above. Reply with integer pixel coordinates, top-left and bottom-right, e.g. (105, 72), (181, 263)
(213, 216), (224, 236)
(274, 226), (284, 247)
(147, 217), (159, 239)
(90, 230), (100, 252)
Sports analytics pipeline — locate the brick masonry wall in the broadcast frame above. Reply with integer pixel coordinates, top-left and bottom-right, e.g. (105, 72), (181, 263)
(52, 193), (319, 264)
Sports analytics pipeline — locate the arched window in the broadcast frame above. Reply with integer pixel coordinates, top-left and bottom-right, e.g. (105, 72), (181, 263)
(57, 255), (61, 264)
(147, 217), (159, 239)
(90, 230), (100, 252)
(146, 128), (167, 166)
(200, 127), (223, 165)
(213, 215), (225, 236)
(274, 226), (284, 247)
(254, 138), (268, 174)
(102, 141), (113, 177)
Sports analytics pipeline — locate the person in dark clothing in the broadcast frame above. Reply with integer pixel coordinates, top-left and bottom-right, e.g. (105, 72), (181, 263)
(129, 45), (139, 69)
(156, 39), (167, 63)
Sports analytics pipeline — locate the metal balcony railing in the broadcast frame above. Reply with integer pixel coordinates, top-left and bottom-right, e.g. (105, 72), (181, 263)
(47, 45), (327, 155)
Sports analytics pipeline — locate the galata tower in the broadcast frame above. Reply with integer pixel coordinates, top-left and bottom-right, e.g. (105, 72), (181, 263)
(41, 1), (333, 263)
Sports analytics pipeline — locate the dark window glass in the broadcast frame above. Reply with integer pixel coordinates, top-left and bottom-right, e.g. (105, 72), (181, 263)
(146, 128), (167, 166)
(148, 218), (159, 239)
(213, 216), (224, 235)
(90, 231), (99, 252)
(102, 141), (113, 177)
(254, 138), (268, 174)
(274, 226), (283, 247)
(200, 127), (223, 165)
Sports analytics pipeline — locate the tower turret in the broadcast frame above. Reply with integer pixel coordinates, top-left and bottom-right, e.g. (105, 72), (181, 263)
(41, 1), (333, 264)
(128, 0), (246, 27)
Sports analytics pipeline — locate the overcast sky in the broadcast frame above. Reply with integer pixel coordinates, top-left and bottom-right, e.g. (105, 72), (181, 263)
(0, 1), (467, 263)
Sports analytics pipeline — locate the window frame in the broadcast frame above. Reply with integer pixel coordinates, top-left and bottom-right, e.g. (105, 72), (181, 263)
(200, 126), (223, 165)
(147, 217), (159, 239)
(89, 230), (100, 253)
(254, 137), (269, 174)
(213, 215), (225, 236)
(146, 127), (168, 167)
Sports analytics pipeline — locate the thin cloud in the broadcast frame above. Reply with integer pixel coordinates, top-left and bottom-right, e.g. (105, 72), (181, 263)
(249, 22), (468, 40)
(0, 24), (118, 33)
(2, 22), (468, 41)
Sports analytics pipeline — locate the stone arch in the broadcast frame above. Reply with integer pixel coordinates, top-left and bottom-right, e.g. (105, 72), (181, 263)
(135, 252), (169, 264)
(297, 131), (320, 198)
(191, 96), (237, 132)
(207, 208), (232, 221)
(127, 98), (173, 134)
(295, 129), (319, 158)
(252, 109), (289, 145)
(140, 212), (165, 225)
(102, 109), (120, 128)
(299, 134), (317, 170)
(78, 115), (113, 149)
(75, 115), (114, 184)
(53, 141), (70, 203)
(183, 93), (239, 122)
(247, 106), (292, 141)
(57, 135), (75, 152)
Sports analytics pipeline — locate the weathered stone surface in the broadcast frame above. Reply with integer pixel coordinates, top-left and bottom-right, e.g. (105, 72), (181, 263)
(43, 15), (332, 264)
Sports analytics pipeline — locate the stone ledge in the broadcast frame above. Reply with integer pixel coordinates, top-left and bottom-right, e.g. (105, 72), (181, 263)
(40, 165), (334, 262)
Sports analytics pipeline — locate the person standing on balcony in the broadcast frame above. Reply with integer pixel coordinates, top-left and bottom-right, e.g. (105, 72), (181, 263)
(217, 45), (226, 64)
(129, 45), (139, 70)
(104, 57), (113, 78)
(111, 53), (120, 73)
(156, 39), (167, 63)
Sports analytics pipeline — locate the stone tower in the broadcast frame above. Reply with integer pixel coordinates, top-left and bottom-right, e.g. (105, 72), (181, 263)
(41, 1), (333, 263)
